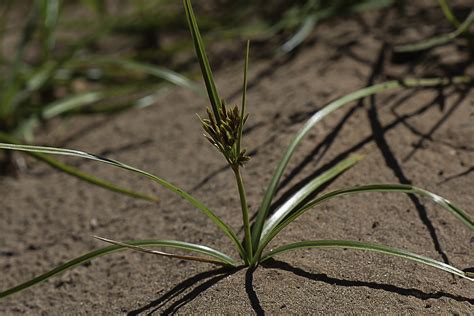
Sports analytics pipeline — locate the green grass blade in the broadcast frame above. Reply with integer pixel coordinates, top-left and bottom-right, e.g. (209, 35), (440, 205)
(183, 0), (222, 122)
(0, 132), (158, 202)
(0, 2), (39, 117)
(0, 239), (237, 299)
(237, 40), (250, 156)
(260, 155), (363, 237)
(87, 57), (204, 96)
(280, 14), (317, 55)
(39, 0), (60, 59)
(93, 235), (232, 265)
(251, 75), (472, 251)
(394, 10), (474, 53)
(258, 184), (473, 258)
(1, 12), (113, 118)
(299, 184), (473, 230)
(278, 0), (393, 55)
(439, 0), (461, 27)
(42, 92), (105, 119)
(37, 157), (159, 202)
(66, 90), (167, 114)
(26, 60), (58, 92)
(0, 142), (245, 259)
(20, 14), (117, 99)
(261, 240), (473, 281)
(12, 116), (39, 142)
(13, 84), (154, 139)
(251, 155), (362, 259)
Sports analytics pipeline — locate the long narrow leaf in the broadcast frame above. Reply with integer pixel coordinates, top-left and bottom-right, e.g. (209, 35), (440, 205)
(237, 40), (250, 156)
(0, 133), (158, 202)
(23, 22), (114, 96)
(261, 240), (473, 281)
(439, 0), (461, 27)
(280, 14), (318, 55)
(0, 2), (39, 117)
(39, 0), (60, 58)
(184, 0), (222, 122)
(86, 57), (204, 96)
(93, 235), (231, 265)
(252, 155), (362, 258)
(275, 0), (394, 53)
(258, 184), (473, 257)
(394, 10), (474, 53)
(42, 92), (105, 119)
(0, 142), (245, 258)
(0, 239), (237, 299)
(251, 75), (472, 250)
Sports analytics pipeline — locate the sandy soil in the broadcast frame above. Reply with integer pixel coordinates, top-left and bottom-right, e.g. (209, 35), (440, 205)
(1, 2), (473, 314)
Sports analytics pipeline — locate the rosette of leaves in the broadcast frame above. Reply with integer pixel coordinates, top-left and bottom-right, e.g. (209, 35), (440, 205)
(0, 0), (472, 301)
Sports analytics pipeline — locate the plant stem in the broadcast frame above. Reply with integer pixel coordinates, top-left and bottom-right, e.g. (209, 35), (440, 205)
(232, 166), (253, 263)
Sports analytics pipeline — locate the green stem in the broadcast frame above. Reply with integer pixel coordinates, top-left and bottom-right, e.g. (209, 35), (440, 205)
(233, 166), (252, 263)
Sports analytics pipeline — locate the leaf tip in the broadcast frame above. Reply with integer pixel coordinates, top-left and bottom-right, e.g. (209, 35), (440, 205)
(351, 154), (364, 162)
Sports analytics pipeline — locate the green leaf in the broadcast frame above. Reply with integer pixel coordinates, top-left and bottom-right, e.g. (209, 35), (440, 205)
(0, 132), (158, 202)
(26, 60), (59, 92)
(277, 0), (393, 55)
(1, 10), (114, 119)
(394, 10), (474, 53)
(258, 184), (474, 257)
(0, 2), (39, 117)
(93, 235), (233, 265)
(183, 0), (222, 122)
(438, 0), (461, 27)
(39, 0), (60, 58)
(280, 14), (317, 55)
(261, 240), (473, 281)
(251, 155), (362, 260)
(236, 40), (250, 157)
(251, 75), (472, 251)
(0, 142), (246, 259)
(42, 92), (105, 119)
(87, 57), (205, 96)
(0, 239), (237, 299)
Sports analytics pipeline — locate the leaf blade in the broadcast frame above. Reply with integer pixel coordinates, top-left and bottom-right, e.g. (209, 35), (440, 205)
(0, 239), (237, 299)
(87, 57), (205, 96)
(251, 75), (472, 250)
(0, 142), (245, 258)
(394, 10), (474, 53)
(258, 184), (473, 256)
(251, 155), (362, 260)
(93, 235), (231, 265)
(183, 0), (222, 121)
(42, 92), (105, 119)
(261, 240), (473, 281)
(0, 132), (158, 202)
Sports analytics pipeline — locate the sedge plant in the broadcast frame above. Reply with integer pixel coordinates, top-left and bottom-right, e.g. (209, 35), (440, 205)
(0, 0), (473, 300)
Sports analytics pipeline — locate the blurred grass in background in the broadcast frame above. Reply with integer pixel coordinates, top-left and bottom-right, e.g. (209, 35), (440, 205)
(5, 0), (452, 176)
(0, 0), (398, 144)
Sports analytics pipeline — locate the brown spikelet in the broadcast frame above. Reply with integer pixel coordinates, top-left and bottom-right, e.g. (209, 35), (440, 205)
(200, 102), (250, 167)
